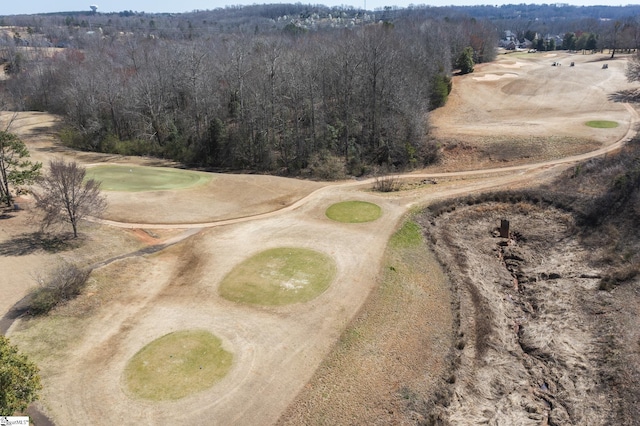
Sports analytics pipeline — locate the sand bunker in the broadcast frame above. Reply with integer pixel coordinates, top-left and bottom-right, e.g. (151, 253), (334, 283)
(499, 61), (527, 69)
(472, 73), (518, 82)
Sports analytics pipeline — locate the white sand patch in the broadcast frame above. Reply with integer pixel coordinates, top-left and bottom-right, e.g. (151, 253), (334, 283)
(472, 73), (518, 81)
(280, 277), (310, 290)
(499, 61), (527, 69)
(543, 53), (558, 57)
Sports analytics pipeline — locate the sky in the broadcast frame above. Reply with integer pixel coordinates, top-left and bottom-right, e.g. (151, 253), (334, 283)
(1, 0), (637, 16)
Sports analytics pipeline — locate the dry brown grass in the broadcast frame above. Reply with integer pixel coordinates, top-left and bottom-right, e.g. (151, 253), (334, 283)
(278, 219), (454, 424)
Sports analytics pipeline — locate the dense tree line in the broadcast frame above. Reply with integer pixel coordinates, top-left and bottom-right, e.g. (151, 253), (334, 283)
(1, 3), (637, 175)
(12, 4), (639, 174)
(0, 12), (495, 175)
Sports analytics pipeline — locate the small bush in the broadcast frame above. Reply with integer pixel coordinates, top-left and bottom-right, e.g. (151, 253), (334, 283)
(430, 74), (452, 109)
(419, 139), (441, 166)
(29, 263), (90, 315)
(306, 151), (346, 180)
(373, 175), (401, 192)
(58, 126), (87, 150)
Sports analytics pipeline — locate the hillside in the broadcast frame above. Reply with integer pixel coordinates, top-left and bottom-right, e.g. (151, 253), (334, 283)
(419, 137), (640, 424)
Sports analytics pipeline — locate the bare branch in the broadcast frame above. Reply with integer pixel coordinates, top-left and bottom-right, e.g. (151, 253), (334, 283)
(33, 159), (106, 238)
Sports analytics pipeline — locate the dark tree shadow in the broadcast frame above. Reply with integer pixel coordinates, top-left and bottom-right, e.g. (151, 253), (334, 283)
(0, 232), (74, 256)
(34, 144), (69, 153)
(608, 89), (640, 103)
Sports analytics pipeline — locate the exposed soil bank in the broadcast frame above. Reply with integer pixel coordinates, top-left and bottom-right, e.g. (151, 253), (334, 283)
(418, 201), (640, 425)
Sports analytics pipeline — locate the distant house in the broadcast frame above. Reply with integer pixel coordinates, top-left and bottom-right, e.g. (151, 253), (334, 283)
(500, 30), (518, 49)
(500, 31), (534, 50)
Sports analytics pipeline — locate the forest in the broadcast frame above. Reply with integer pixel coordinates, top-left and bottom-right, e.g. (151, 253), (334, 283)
(0, 4), (637, 176)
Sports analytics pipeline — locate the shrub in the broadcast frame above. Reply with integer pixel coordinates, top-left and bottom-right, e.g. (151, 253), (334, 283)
(58, 126), (86, 150)
(0, 336), (41, 415)
(419, 139), (441, 166)
(373, 174), (401, 192)
(306, 150), (346, 180)
(29, 263), (90, 315)
(455, 46), (475, 74)
(113, 138), (158, 157)
(430, 73), (452, 109)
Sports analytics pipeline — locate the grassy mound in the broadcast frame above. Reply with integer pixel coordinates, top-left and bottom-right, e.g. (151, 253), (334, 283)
(585, 120), (619, 128)
(219, 247), (336, 305)
(124, 330), (232, 400)
(85, 165), (211, 192)
(326, 201), (382, 223)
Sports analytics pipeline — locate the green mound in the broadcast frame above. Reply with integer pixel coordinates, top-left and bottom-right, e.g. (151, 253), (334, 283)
(585, 120), (619, 129)
(124, 330), (232, 400)
(85, 165), (211, 192)
(219, 247), (336, 305)
(325, 201), (382, 223)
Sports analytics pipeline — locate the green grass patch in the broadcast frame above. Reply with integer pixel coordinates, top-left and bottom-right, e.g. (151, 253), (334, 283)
(219, 247), (336, 305)
(325, 201), (382, 223)
(389, 220), (423, 249)
(585, 120), (619, 129)
(85, 165), (211, 192)
(124, 330), (232, 400)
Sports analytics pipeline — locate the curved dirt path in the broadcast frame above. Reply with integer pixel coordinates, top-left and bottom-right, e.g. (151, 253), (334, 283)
(93, 104), (637, 230)
(3, 51), (639, 426)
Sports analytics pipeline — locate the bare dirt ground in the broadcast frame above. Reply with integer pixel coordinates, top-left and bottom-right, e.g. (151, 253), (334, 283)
(1, 50), (639, 425)
(415, 179), (640, 424)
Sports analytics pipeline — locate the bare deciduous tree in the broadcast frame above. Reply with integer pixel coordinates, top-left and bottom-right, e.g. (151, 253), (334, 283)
(33, 159), (106, 238)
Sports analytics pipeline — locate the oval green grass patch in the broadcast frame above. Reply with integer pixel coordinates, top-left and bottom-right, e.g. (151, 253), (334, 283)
(219, 247), (336, 305)
(85, 165), (211, 192)
(124, 330), (232, 400)
(325, 201), (382, 223)
(585, 120), (619, 129)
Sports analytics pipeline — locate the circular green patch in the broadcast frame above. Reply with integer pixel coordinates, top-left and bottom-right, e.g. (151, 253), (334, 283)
(124, 330), (232, 400)
(85, 165), (211, 192)
(326, 201), (382, 223)
(585, 120), (619, 129)
(219, 248), (336, 305)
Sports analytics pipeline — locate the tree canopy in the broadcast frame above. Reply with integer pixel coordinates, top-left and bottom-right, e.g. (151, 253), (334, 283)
(0, 336), (42, 415)
(0, 131), (41, 207)
(0, 9), (503, 176)
(455, 47), (475, 75)
(629, 52), (640, 77)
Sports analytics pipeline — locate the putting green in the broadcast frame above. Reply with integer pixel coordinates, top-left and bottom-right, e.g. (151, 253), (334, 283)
(85, 165), (211, 192)
(124, 330), (232, 400)
(585, 120), (619, 129)
(219, 247), (336, 305)
(326, 201), (382, 223)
